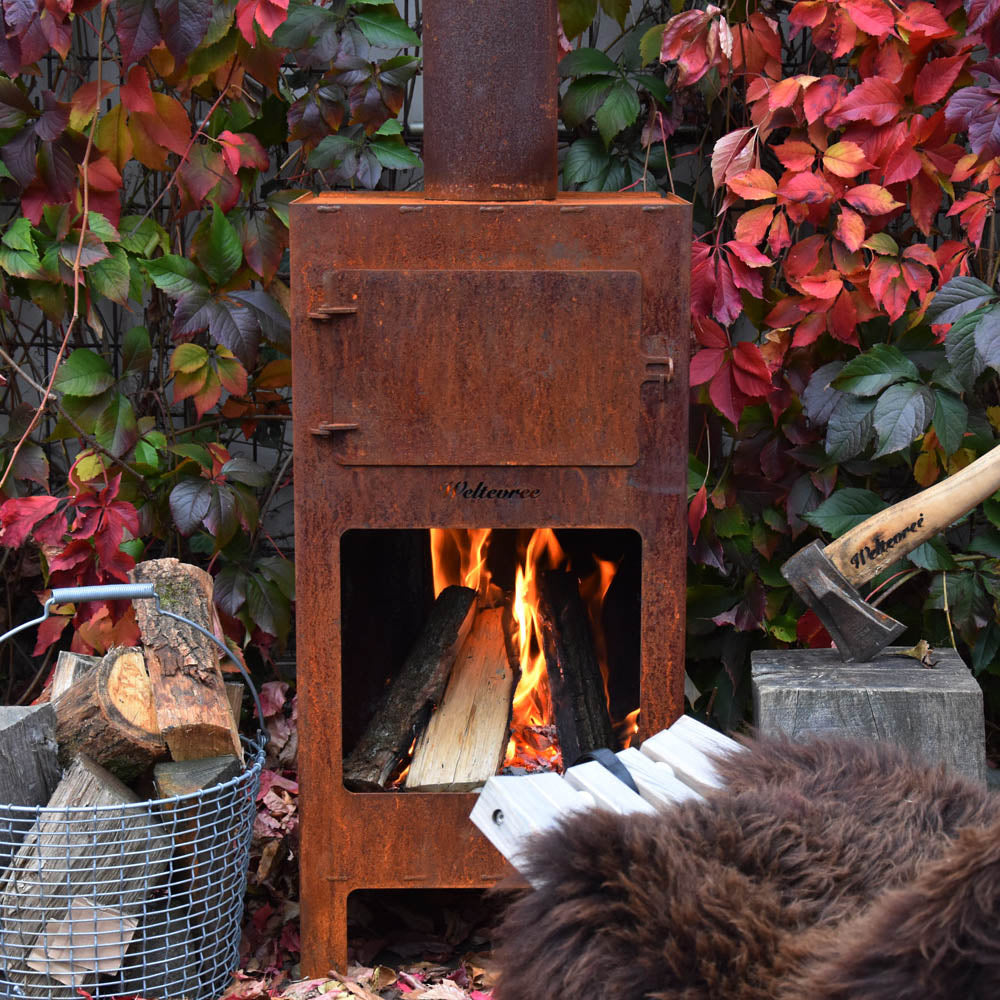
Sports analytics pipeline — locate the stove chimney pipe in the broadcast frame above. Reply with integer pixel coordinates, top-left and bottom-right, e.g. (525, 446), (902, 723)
(422, 0), (559, 201)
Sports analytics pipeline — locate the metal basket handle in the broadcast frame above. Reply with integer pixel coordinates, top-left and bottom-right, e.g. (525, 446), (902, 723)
(0, 582), (267, 735)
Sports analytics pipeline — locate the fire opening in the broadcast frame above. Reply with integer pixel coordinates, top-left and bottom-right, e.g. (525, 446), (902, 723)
(340, 529), (641, 790)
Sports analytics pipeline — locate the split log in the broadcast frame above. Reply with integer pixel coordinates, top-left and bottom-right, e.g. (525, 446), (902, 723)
(406, 607), (515, 791)
(537, 570), (614, 767)
(343, 585), (477, 790)
(51, 647), (166, 782)
(51, 651), (99, 700)
(0, 754), (172, 999)
(0, 706), (61, 871)
(129, 559), (243, 763)
(225, 681), (244, 726)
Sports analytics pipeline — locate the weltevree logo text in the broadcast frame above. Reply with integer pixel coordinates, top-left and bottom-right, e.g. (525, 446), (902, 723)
(443, 480), (541, 500)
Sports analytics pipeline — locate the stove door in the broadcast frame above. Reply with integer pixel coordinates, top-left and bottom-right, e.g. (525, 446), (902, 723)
(315, 268), (642, 467)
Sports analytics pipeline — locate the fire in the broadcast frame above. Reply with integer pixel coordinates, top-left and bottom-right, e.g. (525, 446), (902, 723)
(428, 527), (631, 773)
(619, 708), (641, 749)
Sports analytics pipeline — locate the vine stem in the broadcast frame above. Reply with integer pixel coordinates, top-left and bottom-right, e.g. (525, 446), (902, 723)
(0, 5), (107, 494)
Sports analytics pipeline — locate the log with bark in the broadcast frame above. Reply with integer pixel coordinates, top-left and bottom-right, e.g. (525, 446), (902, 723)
(405, 607), (515, 791)
(0, 754), (172, 999)
(343, 585), (477, 790)
(537, 570), (614, 767)
(129, 559), (243, 763)
(51, 647), (167, 782)
(50, 651), (99, 700)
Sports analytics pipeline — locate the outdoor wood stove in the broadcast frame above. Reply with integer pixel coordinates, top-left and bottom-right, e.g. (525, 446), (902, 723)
(290, 0), (691, 974)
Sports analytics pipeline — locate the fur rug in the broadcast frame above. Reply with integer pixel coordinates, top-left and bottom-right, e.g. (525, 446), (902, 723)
(492, 736), (1000, 1000)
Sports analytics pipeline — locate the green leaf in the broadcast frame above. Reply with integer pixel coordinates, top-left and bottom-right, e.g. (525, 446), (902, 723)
(258, 555), (295, 599)
(944, 306), (989, 390)
(861, 232), (899, 255)
(562, 75), (615, 128)
(246, 573), (290, 643)
(971, 620), (1000, 675)
(53, 349), (115, 398)
(369, 135), (421, 168)
(563, 136), (611, 185)
(639, 24), (666, 65)
(87, 246), (130, 305)
(926, 275), (997, 325)
(198, 202), (243, 287)
(94, 393), (139, 459)
(595, 80), (640, 145)
(802, 488), (888, 536)
(307, 133), (360, 169)
(213, 564), (247, 616)
(872, 382), (934, 458)
(907, 537), (956, 571)
(970, 527), (1000, 557)
(120, 215), (168, 257)
(221, 455), (270, 487)
(825, 394), (875, 462)
(559, 0), (598, 39)
(87, 212), (120, 244)
(932, 390), (968, 455)
(374, 118), (402, 135)
(634, 73), (670, 106)
(354, 8), (420, 47)
(974, 303), (1000, 372)
(172, 443), (212, 469)
(3, 218), (35, 253)
(831, 343), (919, 396)
(144, 255), (209, 299)
(123, 326), (152, 373)
(171, 342), (209, 374)
(558, 47), (618, 77)
(600, 0), (630, 27)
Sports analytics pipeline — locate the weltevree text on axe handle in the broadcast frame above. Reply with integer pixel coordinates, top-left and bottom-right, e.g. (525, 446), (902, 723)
(826, 443), (1000, 588)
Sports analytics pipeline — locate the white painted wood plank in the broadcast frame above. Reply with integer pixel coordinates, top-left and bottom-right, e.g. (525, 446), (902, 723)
(564, 760), (656, 815)
(640, 728), (726, 792)
(470, 773), (593, 867)
(615, 746), (704, 806)
(669, 714), (742, 755)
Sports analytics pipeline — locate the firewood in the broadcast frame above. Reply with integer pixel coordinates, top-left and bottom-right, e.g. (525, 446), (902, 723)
(51, 651), (99, 700)
(537, 570), (614, 767)
(343, 585), (478, 790)
(0, 754), (172, 999)
(129, 558), (243, 763)
(0, 706), (61, 871)
(405, 607), (515, 791)
(51, 647), (167, 782)
(225, 681), (244, 726)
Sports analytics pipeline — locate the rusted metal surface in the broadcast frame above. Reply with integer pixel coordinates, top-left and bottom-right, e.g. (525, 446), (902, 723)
(422, 0), (558, 201)
(315, 268), (641, 466)
(290, 191), (691, 975)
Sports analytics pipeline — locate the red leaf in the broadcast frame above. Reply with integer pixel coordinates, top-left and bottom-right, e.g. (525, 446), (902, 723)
(842, 0), (895, 37)
(120, 65), (155, 114)
(713, 254), (743, 326)
(784, 234), (826, 279)
(727, 253), (764, 298)
(711, 127), (755, 189)
(789, 1), (828, 30)
(728, 168), (778, 201)
(822, 140), (872, 178)
(726, 240), (772, 267)
(835, 205), (866, 251)
(831, 77), (904, 127)
(48, 539), (94, 575)
(843, 183), (903, 214)
(767, 211), (792, 254)
(690, 347), (727, 387)
(796, 608), (832, 648)
(769, 77), (805, 110)
(731, 341), (773, 396)
(828, 288), (859, 344)
(0, 495), (60, 548)
(116, 0), (161, 67)
(869, 257), (909, 320)
(693, 315), (729, 349)
(797, 270), (843, 299)
(773, 140), (815, 171)
(129, 93), (191, 170)
(777, 170), (834, 204)
(882, 145), (921, 185)
(734, 204), (775, 245)
(235, 0), (290, 45)
(803, 75), (844, 123)
(913, 53), (970, 107)
(792, 311), (827, 347)
(33, 611), (70, 657)
(897, 0), (954, 39)
(688, 485), (708, 543)
(709, 364), (750, 425)
(909, 169), (942, 237)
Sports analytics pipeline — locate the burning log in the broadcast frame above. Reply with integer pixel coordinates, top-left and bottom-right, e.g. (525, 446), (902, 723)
(129, 559), (243, 763)
(343, 585), (477, 790)
(537, 570), (614, 766)
(405, 607), (515, 791)
(51, 647), (167, 782)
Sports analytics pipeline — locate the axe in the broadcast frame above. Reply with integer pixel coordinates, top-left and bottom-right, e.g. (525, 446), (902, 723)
(782, 444), (1000, 662)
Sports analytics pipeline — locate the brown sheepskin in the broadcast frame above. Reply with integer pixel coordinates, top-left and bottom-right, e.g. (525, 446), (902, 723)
(492, 735), (1000, 1000)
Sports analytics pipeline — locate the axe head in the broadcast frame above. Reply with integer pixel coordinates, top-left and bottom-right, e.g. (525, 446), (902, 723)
(782, 540), (905, 662)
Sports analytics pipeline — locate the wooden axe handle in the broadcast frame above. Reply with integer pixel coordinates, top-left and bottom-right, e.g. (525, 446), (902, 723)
(828, 443), (1000, 587)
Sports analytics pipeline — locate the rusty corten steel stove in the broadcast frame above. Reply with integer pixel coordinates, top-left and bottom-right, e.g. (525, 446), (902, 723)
(290, 0), (691, 975)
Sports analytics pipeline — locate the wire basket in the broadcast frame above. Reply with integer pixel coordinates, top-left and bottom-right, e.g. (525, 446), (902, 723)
(0, 583), (268, 1000)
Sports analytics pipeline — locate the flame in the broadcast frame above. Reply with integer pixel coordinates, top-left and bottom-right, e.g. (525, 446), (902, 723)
(619, 708), (641, 749)
(427, 528), (634, 774)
